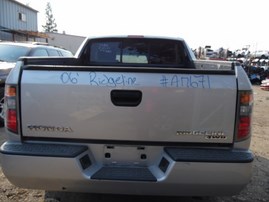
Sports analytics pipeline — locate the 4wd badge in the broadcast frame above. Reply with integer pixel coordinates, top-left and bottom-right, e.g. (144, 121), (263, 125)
(176, 130), (227, 140)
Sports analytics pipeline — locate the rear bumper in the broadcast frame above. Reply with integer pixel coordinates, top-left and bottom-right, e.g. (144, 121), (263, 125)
(0, 141), (253, 196)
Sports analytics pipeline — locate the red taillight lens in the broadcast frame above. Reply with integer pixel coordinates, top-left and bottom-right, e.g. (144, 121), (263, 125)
(238, 117), (251, 139)
(236, 91), (253, 141)
(5, 85), (18, 133)
(6, 109), (17, 133)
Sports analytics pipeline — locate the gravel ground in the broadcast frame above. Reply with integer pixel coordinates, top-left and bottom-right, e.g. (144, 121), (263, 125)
(0, 85), (268, 202)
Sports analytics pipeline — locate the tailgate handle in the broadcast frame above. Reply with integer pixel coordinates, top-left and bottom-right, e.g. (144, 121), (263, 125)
(110, 90), (142, 107)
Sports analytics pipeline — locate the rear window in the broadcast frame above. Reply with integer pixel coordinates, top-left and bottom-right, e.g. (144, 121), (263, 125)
(60, 50), (73, 57)
(30, 49), (49, 56)
(88, 38), (190, 67)
(48, 49), (60, 56)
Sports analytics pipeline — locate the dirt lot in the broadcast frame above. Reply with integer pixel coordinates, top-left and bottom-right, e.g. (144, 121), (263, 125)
(0, 85), (268, 202)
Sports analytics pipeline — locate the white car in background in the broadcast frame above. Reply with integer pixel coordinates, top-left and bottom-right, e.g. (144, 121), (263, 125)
(0, 42), (73, 126)
(251, 50), (269, 58)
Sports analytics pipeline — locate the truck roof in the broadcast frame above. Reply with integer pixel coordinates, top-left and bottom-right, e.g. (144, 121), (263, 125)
(86, 35), (185, 41)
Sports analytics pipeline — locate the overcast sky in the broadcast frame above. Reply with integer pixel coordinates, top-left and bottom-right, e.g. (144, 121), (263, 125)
(18, 0), (269, 51)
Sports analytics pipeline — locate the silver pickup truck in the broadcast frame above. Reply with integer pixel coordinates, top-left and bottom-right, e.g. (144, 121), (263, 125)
(0, 36), (254, 196)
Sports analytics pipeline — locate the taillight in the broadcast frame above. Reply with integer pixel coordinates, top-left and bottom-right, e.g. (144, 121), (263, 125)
(236, 91), (253, 141)
(5, 85), (18, 133)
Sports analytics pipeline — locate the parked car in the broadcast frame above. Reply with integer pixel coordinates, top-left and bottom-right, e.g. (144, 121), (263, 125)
(251, 50), (269, 58)
(234, 48), (250, 58)
(0, 41), (73, 126)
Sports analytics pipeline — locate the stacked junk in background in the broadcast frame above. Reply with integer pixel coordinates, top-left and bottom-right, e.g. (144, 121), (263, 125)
(244, 58), (269, 90)
(194, 46), (269, 91)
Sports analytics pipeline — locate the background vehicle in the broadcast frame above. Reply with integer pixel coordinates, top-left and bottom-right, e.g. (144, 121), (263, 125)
(0, 41), (73, 126)
(0, 36), (253, 196)
(251, 50), (269, 58)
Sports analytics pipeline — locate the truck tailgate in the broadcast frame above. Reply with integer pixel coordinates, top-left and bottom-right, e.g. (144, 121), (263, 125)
(20, 68), (237, 144)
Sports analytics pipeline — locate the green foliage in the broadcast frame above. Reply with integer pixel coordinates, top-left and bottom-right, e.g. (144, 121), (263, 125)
(42, 2), (58, 33)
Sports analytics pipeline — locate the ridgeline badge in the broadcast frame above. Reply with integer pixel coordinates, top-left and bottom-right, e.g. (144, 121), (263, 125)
(27, 125), (73, 133)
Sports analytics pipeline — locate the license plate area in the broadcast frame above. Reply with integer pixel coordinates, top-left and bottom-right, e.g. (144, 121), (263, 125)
(103, 145), (148, 166)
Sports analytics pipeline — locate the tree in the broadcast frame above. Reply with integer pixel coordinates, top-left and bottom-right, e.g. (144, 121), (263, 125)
(42, 2), (58, 33)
